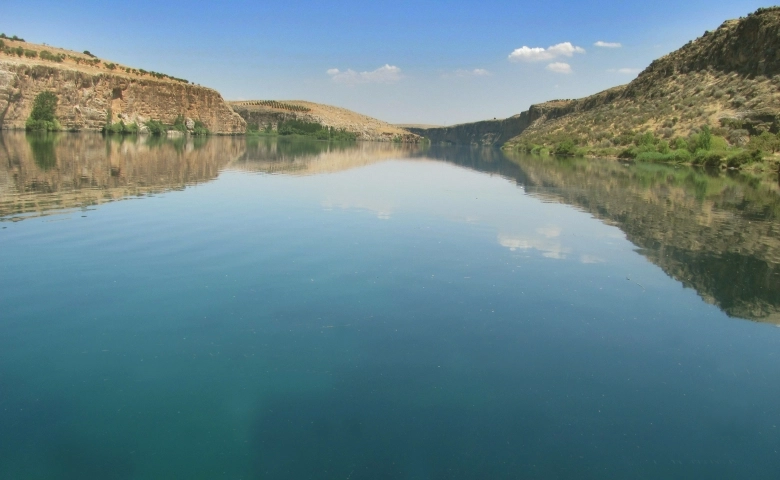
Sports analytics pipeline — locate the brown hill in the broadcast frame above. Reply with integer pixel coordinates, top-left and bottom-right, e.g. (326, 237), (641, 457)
(229, 100), (419, 142)
(503, 7), (780, 169)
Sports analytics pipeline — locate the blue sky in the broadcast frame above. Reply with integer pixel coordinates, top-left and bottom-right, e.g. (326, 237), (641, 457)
(2, 0), (772, 124)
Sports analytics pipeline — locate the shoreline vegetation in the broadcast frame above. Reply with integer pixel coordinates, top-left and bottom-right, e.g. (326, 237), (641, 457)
(245, 119), (358, 142)
(506, 124), (778, 173)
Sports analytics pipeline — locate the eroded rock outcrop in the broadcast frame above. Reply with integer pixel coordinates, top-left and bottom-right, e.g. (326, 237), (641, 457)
(0, 56), (245, 134)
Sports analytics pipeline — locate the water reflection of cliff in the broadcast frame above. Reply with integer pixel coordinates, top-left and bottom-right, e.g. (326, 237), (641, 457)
(0, 132), (243, 220)
(231, 136), (419, 175)
(0, 134), (422, 221)
(488, 152), (780, 324)
(3, 133), (779, 323)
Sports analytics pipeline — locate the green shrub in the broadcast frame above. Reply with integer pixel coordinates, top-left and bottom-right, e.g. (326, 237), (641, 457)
(145, 119), (167, 135)
(698, 125), (712, 150)
(725, 150), (762, 168)
(673, 137), (688, 151)
(554, 139), (577, 156)
(192, 120), (209, 136)
(25, 91), (60, 131)
(278, 119), (323, 135)
(748, 131), (780, 153)
(103, 121), (138, 135)
(693, 150), (725, 167)
(39, 50), (64, 62)
(635, 131), (656, 147)
(171, 115), (187, 133)
(329, 127), (357, 142)
(671, 149), (692, 162)
(24, 49), (37, 58)
(710, 136), (728, 151)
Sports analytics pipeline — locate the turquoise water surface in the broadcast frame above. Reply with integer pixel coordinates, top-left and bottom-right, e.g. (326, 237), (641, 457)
(1, 134), (780, 479)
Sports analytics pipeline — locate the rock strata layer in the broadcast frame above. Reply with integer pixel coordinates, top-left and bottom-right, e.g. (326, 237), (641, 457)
(0, 57), (245, 134)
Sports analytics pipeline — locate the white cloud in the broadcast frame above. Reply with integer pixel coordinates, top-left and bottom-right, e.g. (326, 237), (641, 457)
(327, 64), (403, 85)
(546, 62), (573, 74)
(445, 68), (492, 78)
(595, 41), (622, 48)
(608, 67), (641, 74)
(508, 42), (585, 62)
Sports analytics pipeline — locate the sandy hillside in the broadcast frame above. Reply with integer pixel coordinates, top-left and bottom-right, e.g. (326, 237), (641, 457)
(229, 100), (419, 141)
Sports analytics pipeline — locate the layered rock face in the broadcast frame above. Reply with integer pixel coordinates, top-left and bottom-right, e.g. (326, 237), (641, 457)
(0, 59), (246, 134)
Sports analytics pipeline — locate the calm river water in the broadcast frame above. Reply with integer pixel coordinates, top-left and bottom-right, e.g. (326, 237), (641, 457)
(1, 133), (780, 479)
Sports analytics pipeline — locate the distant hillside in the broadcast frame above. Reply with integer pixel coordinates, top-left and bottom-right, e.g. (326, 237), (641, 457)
(230, 100), (419, 142)
(0, 37), (245, 134)
(504, 7), (780, 169)
(404, 115), (531, 146)
(409, 8), (780, 170)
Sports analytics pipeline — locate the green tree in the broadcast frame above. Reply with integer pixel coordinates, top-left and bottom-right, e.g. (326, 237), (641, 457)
(554, 139), (577, 156)
(748, 131), (780, 153)
(25, 91), (61, 131)
(698, 125), (712, 151)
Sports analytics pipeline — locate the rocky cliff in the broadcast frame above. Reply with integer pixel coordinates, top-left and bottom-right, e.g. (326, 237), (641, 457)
(505, 7), (780, 152)
(413, 7), (780, 153)
(0, 40), (245, 134)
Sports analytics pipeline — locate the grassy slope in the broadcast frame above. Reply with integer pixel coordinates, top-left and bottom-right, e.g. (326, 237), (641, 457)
(504, 7), (780, 171)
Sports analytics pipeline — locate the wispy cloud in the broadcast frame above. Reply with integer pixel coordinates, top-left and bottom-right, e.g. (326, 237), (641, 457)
(608, 67), (641, 74)
(546, 62), (573, 74)
(326, 64), (403, 85)
(443, 68), (492, 78)
(508, 42), (585, 62)
(595, 41), (622, 48)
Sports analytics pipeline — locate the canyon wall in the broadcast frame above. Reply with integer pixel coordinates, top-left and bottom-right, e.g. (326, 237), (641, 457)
(0, 59), (245, 134)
